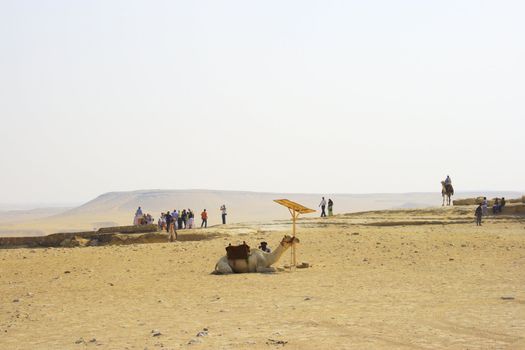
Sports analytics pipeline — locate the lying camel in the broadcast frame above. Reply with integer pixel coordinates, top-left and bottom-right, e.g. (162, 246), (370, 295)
(214, 235), (299, 274)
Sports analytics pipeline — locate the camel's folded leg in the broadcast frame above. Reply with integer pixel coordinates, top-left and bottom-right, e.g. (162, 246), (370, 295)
(256, 266), (276, 273)
(215, 257), (234, 274)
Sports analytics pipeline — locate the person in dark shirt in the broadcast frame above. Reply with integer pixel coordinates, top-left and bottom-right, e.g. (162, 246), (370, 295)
(492, 198), (500, 215)
(165, 211), (173, 233)
(181, 209), (187, 229)
(259, 241), (271, 253)
(178, 212), (184, 230)
(475, 204), (483, 226)
(500, 197), (506, 213)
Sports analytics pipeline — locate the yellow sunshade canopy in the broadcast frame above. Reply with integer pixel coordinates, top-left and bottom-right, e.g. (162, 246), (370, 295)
(274, 199), (316, 214)
(274, 199), (315, 270)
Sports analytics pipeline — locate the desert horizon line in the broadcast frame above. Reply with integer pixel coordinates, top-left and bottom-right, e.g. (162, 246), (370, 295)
(1, 187), (523, 210)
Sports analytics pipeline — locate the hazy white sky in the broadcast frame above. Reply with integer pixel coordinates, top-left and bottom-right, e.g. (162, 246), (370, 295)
(0, 0), (524, 204)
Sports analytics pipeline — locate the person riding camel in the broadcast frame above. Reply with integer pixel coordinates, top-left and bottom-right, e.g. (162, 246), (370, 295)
(444, 175), (452, 186)
(444, 175), (454, 193)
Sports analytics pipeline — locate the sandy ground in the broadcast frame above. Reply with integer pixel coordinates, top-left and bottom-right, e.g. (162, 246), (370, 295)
(1, 207), (524, 349)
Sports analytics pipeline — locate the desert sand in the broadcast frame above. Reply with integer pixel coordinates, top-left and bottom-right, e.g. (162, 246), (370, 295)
(1, 206), (524, 349)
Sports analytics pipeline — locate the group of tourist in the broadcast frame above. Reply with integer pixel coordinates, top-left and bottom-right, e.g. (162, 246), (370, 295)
(132, 205), (228, 238)
(475, 196), (506, 226)
(159, 209), (197, 231)
(492, 197), (506, 214)
(133, 207), (154, 225)
(319, 197), (334, 217)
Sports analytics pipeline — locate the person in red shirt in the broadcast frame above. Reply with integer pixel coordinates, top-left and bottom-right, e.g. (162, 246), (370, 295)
(201, 209), (208, 228)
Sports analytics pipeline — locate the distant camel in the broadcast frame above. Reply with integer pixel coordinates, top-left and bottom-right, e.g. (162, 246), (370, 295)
(441, 181), (454, 206)
(213, 235), (299, 274)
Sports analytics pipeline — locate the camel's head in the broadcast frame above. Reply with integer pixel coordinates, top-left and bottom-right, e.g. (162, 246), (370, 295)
(280, 235), (300, 247)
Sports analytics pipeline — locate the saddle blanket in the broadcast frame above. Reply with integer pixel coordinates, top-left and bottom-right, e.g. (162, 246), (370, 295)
(226, 242), (250, 260)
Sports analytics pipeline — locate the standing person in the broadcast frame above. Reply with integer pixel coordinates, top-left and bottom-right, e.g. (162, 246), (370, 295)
(170, 210), (177, 230)
(319, 197), (327, 217)
(220, 204), (227, 224)
(500, 197), (506, 213)
(175, 210), (181, 229)
(187, 209), (194, 229)
(327, 199), (334, 216)
(201, 209), (208, 228)
(482, 197), (488, 216)
(133, 206), (143, 225)
(165, 211), (172, 233)
(492, 198), (500, 215)
(158, 213), (165, 230)
(177, 210), (183, 230)
(157, 213), (163, 230)
(181, 209), (187, 229)
(161, 213), (167, 231)
(168, 215), (177, 242)
(475, 203), (483, 226)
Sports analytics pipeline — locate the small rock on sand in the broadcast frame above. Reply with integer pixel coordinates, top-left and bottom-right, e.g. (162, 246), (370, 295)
(296, 262), (310, 268)
(75, 338), (85, 344)
(196, 329), (208, 337)
(267, 339), (288, 346)
(501, 296), (515, 300)
(151, 330), (161, 337)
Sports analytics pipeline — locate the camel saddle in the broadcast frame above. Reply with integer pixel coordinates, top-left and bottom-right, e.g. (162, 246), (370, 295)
(226, 242), (250, 260)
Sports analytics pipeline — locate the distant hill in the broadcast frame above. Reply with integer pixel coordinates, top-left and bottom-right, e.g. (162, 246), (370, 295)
(0, 189), (522, 236)
(0, 207), (72, 224)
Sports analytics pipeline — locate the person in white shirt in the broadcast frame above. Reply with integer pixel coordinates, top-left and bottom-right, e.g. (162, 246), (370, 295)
(482, 197), (488, 216)
(319, 197), (327, 217)
(220, 204), (227, 224)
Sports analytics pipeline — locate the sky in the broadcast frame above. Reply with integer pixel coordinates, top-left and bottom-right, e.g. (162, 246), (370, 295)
(0, 0), (524, 205)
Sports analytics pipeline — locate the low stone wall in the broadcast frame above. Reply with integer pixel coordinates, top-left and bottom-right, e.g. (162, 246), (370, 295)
(0, 224), (223, 248)
(508, 196), (525, 204)
(97, 224), (158, 234)
(0, 225), (159, 248)
(453, 196), (524, 206)
(453, 197), (483, 206)
(499, 204), (525, 215)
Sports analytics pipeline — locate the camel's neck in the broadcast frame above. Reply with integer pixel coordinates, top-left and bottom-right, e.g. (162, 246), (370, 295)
(266, 242), (291, 266)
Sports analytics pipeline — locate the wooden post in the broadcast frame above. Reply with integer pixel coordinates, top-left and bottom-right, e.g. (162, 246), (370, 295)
(273, 199), (315, 272)
(291, 209), (297, 269)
